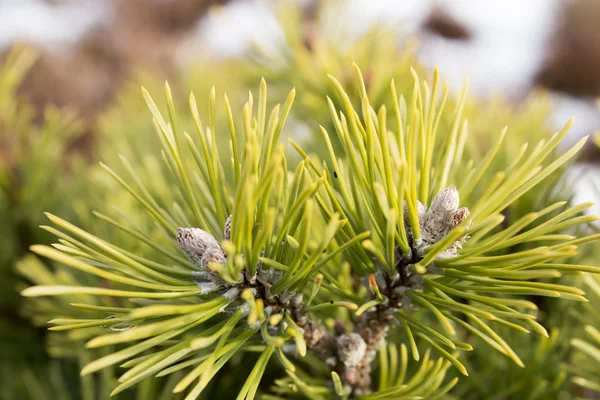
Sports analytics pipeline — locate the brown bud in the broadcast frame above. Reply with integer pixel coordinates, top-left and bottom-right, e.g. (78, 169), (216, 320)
(450, 207), (470, 227)
(334, 320), (346, 336)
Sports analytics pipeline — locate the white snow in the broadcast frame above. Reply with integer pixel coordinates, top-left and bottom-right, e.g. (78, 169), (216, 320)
(0, 0), (109, 52)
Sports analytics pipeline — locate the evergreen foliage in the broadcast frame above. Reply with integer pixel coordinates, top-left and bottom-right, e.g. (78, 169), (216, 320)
(2, 5), (600, 398)
(20, 63), (599, 398)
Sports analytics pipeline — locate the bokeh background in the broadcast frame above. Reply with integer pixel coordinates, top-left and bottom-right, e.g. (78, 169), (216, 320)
(1, 0), (600, 398)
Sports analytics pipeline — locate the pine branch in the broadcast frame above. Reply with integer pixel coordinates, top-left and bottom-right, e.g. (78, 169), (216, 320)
(18, 64), (599, 399)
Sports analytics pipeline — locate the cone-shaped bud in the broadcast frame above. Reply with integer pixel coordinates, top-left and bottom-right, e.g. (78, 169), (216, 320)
(177, 227), (227, 283)
(420, 186), (469, 252)
(337, 333), (367, 368)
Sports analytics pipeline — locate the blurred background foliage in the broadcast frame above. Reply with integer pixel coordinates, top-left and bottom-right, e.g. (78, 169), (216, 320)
(0, 48), (84, 377)
(1, 0), (600, 399)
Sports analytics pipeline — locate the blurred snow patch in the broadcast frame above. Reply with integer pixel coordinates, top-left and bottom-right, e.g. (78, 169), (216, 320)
(550, 94), (600, 149)
(418, 0), (560, 98)
(331, 0), (433, 41)
(186, 0), (286, 60)
(567, 163), (600, 218)
(0, 0), (109, 52)
(188, 0), (433, 59)
(191, 0), (559, 98)
(189, 0), (599, 145)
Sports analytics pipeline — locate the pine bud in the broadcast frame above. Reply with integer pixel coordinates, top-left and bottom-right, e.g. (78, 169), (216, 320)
(201, 246), (227, 270)
(177, 228), (227, 283)
(429, 186), (460, 215)
(403, 200), (426, 224)
(420, 186), (469, 251)
(337, 333), (367, 368)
